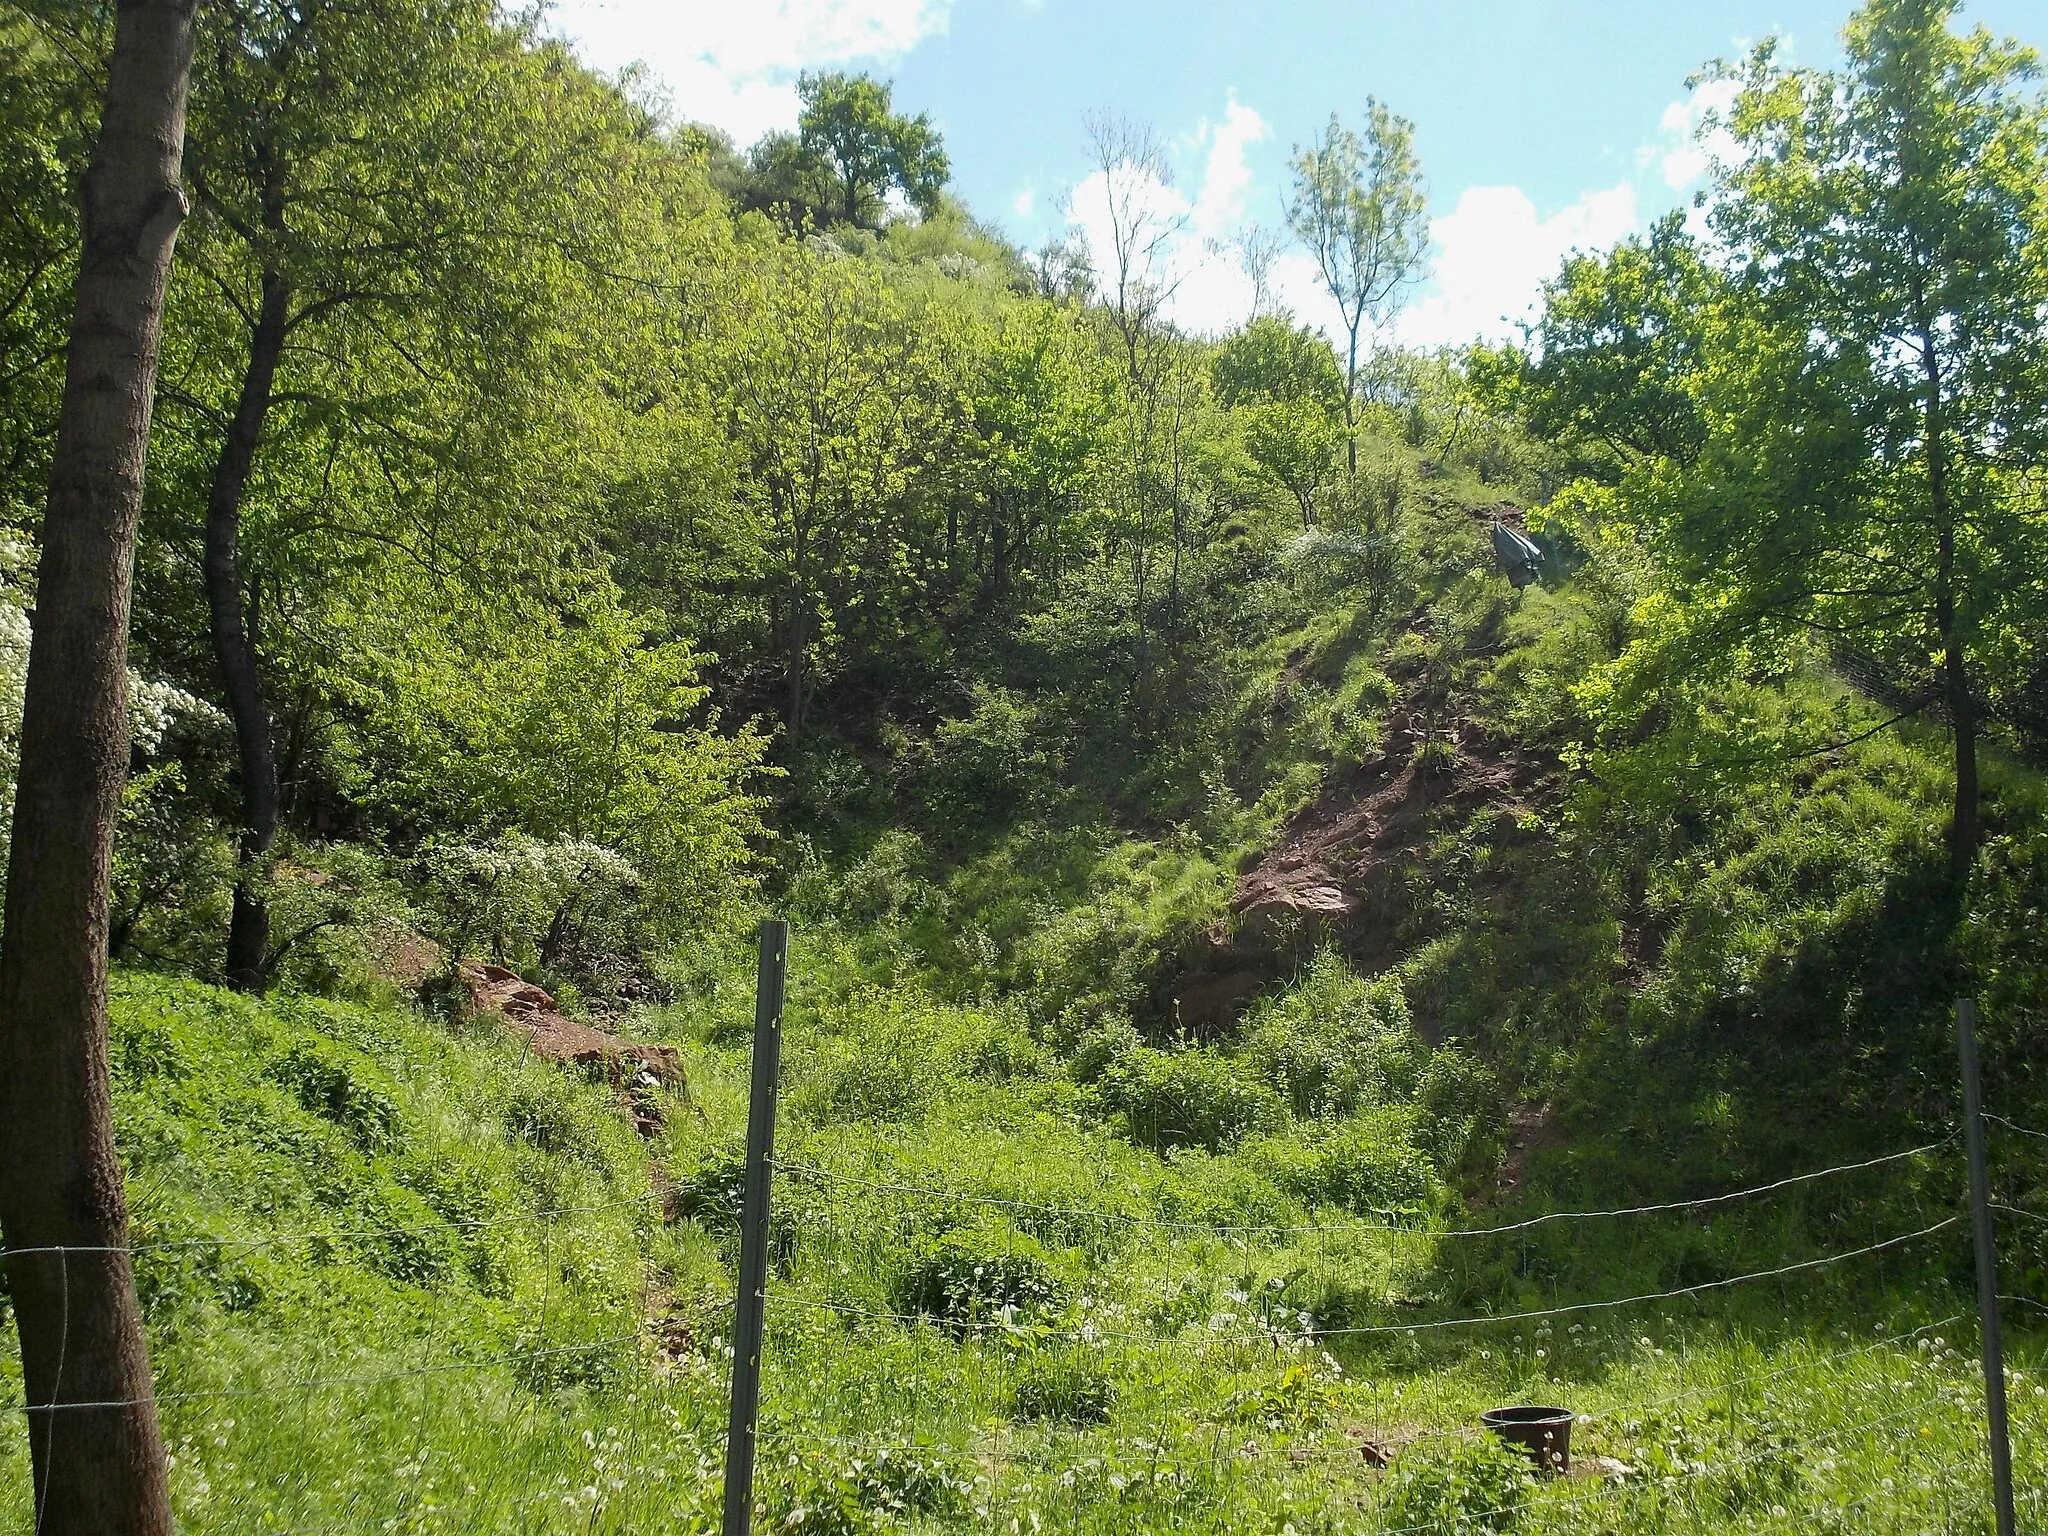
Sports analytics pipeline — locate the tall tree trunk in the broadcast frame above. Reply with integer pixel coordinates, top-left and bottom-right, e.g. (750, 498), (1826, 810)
(1343, 325), (1361, 479)
(786, 582), (808, 747)
(0, 3), (195, 1531)
(1942, 605), (1979, 883)
(1919, 318), (1977, 884)
(1935, 504), (1978, 883)
(205, 268), (288, 991)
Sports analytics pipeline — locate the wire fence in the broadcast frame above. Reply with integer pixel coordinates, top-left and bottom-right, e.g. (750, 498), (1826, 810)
(3, 984), (2044, 1533)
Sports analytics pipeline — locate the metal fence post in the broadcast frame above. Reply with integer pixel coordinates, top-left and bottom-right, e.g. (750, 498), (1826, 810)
(1957, 996), (2016, 1536)
(722, 919), (788, 1536)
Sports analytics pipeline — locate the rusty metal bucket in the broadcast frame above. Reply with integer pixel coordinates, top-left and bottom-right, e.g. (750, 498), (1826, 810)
(1481, 1405), (1572, 1474)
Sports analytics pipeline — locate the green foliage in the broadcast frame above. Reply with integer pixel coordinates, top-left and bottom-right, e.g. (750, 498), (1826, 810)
(769, 1442), (973, 1536)
(1225, 1354), (1347, 1432)
(797, 986), (981, 1123)
(1215, 316), (1346, 524)
(796, 70), (950, 227)
(14, 5), (2048, 1531)
(670, 1146), (750, 1236)
(1285, 100), (1431, 444)
(1011, 1350), (1120, 1424)
(337, 587), (771, 938)
(1414, 1048), (1500, 1175)
(894, 1226), (1066, 1326)
(921, 686), (1065, 833)
(1271, 1115), (1443, 1218)
(267, 1040), (400, 1150)
(1095, 1044), (1288, 1152)
(1380, 1435), (1535, 1534)
(1240, 949), (1418, 1118)
(1522, 2), (2048, 874)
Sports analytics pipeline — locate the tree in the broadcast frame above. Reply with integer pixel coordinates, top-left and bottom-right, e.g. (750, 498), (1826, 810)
(1713, 0), (2048, 879)
(1284, 102), (1429, 476)
(961, 300), (1111, 605)
(1531, 0), (2048, 882)
(0, 10), (99, 529)
(1505, 212), (1717, 479)
(714, 245), (951, 744)
(796, 70), (949, 229)
(1074, 114), (1187, 721)
(0, 2), (194, 1530)
(331, 572), (770, 934)
(1213, 315), (1345, 528)
(158, 0), (656, 988)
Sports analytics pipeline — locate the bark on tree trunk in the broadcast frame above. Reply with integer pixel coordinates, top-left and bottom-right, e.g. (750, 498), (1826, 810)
(1944, 622), (1979, 882)
(786, 583), (808, 747)
(1919, 319), (1978, 884)
(1343, 328), (1361, 480)
(205, 269), (289, 991)
(0, 4), (195, 1531)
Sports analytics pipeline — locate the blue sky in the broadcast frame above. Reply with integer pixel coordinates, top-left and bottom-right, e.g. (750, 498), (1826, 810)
(548, 0), (2048, 346)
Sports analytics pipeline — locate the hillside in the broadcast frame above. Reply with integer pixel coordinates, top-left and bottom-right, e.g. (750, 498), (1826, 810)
(6, 0), (2048, 1529)
(7, 450), (2048, 1529)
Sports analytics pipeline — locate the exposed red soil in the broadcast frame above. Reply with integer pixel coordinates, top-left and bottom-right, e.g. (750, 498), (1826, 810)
(1171, 706), (1549, 1034)
(456, 962), (685, 1135)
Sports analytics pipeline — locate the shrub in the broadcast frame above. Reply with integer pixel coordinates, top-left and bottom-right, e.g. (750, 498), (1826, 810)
(772, 1443), (972, 1536)
(1096, 1045), (1287, 1152)
(1239, 952), (1419, 1118)
(1415, 1047), (1498, 1173)
(966, 1014), (1051, 1082)
(1287, 1118), (1442, 1219)
(1012, 1351), (1119, 1424)
(921, 685), (1064, 832)
(501, 1080), (600, 1164)
(894, 1227), (1065, 1328)
(790, 828), (938, 928)
(1068, 1015), (1141, 1084)
(412, 832), (654, 1000)
(267, 1042), (398, 1149)
(671, 1147), (749, 1235)
(1227, 1356), (1346, 1432)
(796, 987), (967, 1124)
(1380, 1435), (1533, 1534)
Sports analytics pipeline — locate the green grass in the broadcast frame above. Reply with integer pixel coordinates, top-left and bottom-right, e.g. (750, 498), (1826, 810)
(3, 967), (2042, 1532)
(10, 451), (2048, 1530)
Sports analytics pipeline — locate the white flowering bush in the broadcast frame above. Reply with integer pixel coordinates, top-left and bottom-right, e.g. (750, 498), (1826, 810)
(414, 830), (652, 997)
(0, 532), (225, 848)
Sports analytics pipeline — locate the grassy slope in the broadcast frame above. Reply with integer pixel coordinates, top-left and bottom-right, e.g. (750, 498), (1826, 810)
(0, 961), (2038, 1532)
(8, 450), (2048, 1529)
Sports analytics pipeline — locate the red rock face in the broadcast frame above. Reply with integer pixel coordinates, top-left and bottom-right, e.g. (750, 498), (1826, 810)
(1162, 601), (1557, 1035)
(455, 961), (685, 1133)
(1231, 867), (1357, 946)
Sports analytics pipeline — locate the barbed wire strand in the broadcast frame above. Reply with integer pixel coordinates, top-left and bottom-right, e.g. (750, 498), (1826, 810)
(1991, 1202), (2048, 1228)
(770, 1139), (1949, 1242)
(9, 1331), (644, 1416)
(765, 1219), (1956, 1349)
(1986, 1113), (2048, 1144)
(0, 1191), (667, 1266)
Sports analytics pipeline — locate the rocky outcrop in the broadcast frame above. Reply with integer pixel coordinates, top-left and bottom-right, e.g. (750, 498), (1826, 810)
(1165, 703), (1549, 1034)
(456, 961), (684, 1133)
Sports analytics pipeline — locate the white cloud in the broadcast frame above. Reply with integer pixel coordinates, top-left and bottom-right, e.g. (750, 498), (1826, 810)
(1011, 187), (1035, 218)
(545, 0), (954, 145)
(1059, 96), (1269, 337)
(1189, 97), (1267, 238)
(1643, 77), (1741, 190)
(1393, 182), (1640, 348)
